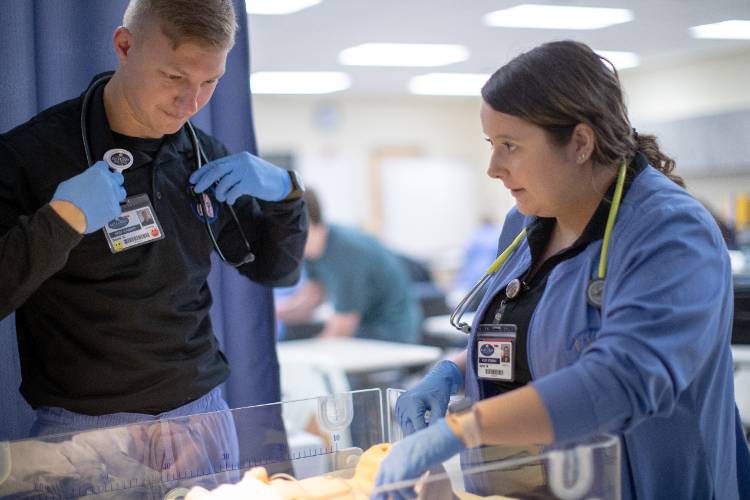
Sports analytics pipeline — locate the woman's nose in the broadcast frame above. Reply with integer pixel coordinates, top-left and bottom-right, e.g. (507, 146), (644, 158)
(487, 156), (506, 180)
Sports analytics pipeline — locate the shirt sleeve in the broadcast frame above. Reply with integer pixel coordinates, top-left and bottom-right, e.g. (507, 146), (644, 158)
(198, 134), (308, 287)
(532, 203), (731, 443)
(0, 139), (83, 319)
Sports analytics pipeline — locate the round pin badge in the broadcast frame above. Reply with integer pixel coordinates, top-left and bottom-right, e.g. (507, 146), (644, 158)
(103, 148), (134, 173)
(587, 278), (605, 308)
(505, 278), (522, 299)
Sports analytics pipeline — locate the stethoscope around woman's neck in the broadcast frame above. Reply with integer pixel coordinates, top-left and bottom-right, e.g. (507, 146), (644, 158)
(449, 160), (628, 334)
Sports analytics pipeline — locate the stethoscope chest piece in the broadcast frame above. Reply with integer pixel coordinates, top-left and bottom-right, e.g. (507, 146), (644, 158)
(586, 278), (605, 308)
(505, 278), (523, 299)
(103, 148), (134, 173)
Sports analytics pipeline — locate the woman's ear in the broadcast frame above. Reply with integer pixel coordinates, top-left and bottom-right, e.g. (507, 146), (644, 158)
(571, 123), (595, 164)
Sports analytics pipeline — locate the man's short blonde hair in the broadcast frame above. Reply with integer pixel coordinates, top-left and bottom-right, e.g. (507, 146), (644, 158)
(124, 0), (237, 50)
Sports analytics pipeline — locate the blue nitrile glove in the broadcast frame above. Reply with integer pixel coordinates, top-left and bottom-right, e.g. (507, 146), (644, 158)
(189, 151), (291, 204)
(396, 360), (463, 435)
(51, 161), (126, 234)
(372, 419), (465, 500)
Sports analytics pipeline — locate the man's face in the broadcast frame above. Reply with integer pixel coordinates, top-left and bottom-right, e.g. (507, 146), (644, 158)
(114, 22), (228, 138)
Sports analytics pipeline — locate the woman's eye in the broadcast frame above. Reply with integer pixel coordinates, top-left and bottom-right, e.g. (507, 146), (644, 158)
(504, 142), (516, 152)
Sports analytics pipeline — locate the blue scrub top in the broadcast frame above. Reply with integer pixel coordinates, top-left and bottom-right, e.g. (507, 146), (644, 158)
(465, 162), (750, 499)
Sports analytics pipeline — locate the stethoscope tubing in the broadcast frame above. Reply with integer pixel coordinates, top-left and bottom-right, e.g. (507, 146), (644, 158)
(79, 74), (254, 265)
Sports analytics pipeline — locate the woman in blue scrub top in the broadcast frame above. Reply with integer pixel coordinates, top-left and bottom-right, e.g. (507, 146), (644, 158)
(373, 40), (750, 500)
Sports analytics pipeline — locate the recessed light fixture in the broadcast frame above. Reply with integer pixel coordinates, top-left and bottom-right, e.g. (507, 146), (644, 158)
(483, 4), (633, 30)
(247, 0), (321, 15)
(596, 50), (640, 70)
(689, 20), (750, 40)
(408, 73), (491, 96)
(339, 43), (469, 67)
(250, 72), (351, 94)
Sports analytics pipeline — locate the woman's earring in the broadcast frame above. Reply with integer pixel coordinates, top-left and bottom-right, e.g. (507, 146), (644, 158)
(579, 154), (587, 163)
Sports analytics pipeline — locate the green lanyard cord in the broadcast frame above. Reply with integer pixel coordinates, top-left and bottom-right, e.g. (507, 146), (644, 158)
(598, 160), (627, 279)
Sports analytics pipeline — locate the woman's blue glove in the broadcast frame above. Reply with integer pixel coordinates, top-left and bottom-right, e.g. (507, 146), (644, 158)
(372, 419), (465, 500)
(397, 360), (462, 434)
(52, 161), (126, 234)
(189, 151), (291, 204)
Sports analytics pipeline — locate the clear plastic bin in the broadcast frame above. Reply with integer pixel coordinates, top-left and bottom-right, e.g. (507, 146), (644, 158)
(0, 388), (620, 499)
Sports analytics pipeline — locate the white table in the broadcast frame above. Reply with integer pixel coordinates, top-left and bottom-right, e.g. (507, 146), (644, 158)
(278, 337), (442, 374)
(733, 345), (750, 370)
(277, 338), (443, 416)
(422, 313), (473, 346)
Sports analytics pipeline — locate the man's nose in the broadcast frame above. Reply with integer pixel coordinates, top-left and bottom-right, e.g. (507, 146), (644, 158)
(175, 86), (200, 116)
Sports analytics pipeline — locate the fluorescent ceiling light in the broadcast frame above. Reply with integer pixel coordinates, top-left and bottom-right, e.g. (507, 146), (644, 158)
(408, 73), (491, 96)
(251, 72), (351, 94)
(596, 50), (640, 70)
(339, 43), (469, 67)
(247, 0), (321, 15)
(483, 4), (633, 30)
(689, 20), (750, 39)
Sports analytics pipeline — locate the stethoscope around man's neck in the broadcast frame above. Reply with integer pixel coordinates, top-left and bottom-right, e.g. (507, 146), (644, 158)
(80, 74), (205, 168)
(79, 74), (255, 266)
(449, 160), (628, 334)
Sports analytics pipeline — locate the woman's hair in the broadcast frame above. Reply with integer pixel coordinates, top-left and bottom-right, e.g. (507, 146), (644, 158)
(481, 40), (683, 186)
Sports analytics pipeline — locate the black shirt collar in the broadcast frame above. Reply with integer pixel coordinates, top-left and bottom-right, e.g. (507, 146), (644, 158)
(525, 152), (647, 267)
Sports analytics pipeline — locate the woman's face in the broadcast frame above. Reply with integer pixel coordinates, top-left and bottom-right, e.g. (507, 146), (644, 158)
(480, 101), (583, 218)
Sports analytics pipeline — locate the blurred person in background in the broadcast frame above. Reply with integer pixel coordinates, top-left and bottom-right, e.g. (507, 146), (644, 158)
(276, 189), (422, 344)
(373, 40), (749, 500)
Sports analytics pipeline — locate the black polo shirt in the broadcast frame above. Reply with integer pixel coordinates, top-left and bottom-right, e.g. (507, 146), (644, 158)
(478, 154), (646, 398)
(0, 73), (307, 415)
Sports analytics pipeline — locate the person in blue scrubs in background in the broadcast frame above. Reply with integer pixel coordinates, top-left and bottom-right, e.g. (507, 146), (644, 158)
(276, 189), (422, 344)
(373, 40), (750, 499)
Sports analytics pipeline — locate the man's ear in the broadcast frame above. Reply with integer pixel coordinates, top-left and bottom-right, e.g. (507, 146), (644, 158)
(571, 123), (595, 164)
(112, 26), (134, 63)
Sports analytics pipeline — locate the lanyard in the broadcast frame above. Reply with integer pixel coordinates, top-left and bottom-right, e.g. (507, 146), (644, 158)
(450, 160), (627, 334)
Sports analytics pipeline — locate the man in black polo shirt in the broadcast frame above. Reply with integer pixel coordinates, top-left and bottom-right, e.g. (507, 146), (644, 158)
(0, 0), (306, 437)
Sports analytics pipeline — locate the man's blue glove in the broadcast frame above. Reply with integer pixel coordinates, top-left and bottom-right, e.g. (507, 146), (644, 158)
(189, 151), (291, 204)
(396, 360), (462, 435)
(52, 161), (126, 234)
(372, 419), (466, 500)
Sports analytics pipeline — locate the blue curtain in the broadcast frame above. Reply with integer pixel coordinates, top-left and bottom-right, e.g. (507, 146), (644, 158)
(0, 0), (280, 440)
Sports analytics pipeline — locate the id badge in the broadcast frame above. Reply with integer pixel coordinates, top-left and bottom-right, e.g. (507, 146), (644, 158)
(103, 194), (165, 253)
(476, 324), (517, 382)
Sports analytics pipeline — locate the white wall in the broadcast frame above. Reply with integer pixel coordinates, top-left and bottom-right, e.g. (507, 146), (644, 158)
(621, 48), (750, 123)
(251, 47), (750, 264)
(621, 48), (750, 222)
(252, 95), (512, 268)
